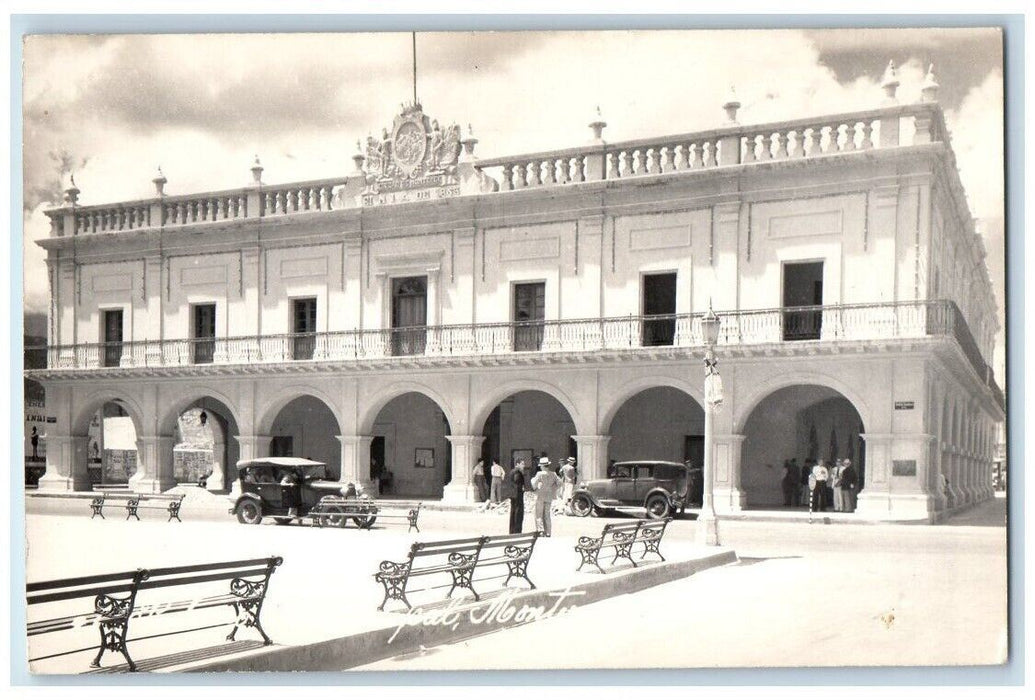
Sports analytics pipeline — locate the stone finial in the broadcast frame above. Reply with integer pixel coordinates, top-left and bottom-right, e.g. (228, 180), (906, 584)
(63, 172), (80, 205)
(460, 123), (479, 161)
(352, 140), (366, 174)
(152, 166), (167, 196)
(722, 85), (741, 124)
(920, 63), (940, 103)
(250, 155), (264, 184)
(589, 106), (607, 143)
(881, 60), (900, 103)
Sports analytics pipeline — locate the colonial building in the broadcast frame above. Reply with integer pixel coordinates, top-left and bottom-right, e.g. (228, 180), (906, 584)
(28, 63), (1004, 520)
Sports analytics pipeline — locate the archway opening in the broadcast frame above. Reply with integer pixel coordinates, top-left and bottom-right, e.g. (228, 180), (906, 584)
(92, 401), (139, 486)
(268, 396), (342, 479)
(170, 398), (240, 491)
(741, 385), (865, 508)
(480, 390), (576, 478)
(607, 386), (704, 466)
(370, 393), (452, 498)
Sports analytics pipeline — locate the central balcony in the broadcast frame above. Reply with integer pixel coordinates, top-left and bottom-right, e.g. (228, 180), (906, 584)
(29, 300), (1001, 407)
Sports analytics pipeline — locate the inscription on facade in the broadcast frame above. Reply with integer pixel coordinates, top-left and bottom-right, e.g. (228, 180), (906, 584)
(892, 459), (917, 476)
(894, 401), (915, 410)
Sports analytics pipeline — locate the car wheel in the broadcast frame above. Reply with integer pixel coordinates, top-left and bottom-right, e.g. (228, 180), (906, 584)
(571, 494), (593, 517)
(645, 494), (671, 520)
(322, 505), (348, 528)
(353, 515), (377, 529)
(235, 499), (263, 525)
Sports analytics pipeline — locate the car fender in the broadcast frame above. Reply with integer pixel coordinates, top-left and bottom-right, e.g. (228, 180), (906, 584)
(232, 491), (264, 512)
(571, 488), (602, 508)
(643, 487), (675, 508)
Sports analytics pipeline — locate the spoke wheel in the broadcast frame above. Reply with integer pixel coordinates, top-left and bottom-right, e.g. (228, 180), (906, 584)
(236, 499), (263, 525)
(571, 494), (593, 517)
(645, 494), (671, 520)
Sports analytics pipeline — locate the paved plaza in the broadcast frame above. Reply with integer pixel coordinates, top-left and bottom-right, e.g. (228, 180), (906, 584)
(22, 491), (1007, 673)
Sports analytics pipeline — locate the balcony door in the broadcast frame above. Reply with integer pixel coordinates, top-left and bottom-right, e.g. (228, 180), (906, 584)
(391, 277), (427, 356)
(782, 261), (823, 341)
(642, 272), (677, 346)
(513, 282), (545, 351)
(292, 298), (317, 360)
(192, 303), (216, 364)
(102, 309), (123, 367)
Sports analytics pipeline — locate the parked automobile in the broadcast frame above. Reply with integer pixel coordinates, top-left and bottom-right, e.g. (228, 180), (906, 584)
(570, 460), (692, 519)
(228, 457), (372, 526)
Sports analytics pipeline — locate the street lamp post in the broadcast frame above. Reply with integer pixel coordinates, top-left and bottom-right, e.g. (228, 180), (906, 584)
(698, 305), (721, 546)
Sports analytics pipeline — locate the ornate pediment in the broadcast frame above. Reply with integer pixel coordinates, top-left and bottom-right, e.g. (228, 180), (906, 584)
(365, 103), (462, 187)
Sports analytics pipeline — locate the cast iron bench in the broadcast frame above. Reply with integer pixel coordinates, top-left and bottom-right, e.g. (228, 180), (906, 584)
(374, 532), (541, 612)
(124, 493), (186, 522)
(575, 518), (672, 573)
(89, 491), (136, 519)
(309, 498), (421, 532)
(27, 556), (282, 672)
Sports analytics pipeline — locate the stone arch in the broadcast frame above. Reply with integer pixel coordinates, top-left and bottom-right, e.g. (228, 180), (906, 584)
(470, 378), (589, 438)
(359, 381), (457, 435)
(256, 384), (343, 436)
(733, 369), (874, 436)
(158, 386), (244, 436)
(73, 389), (148, 437)
(599, 375), (705, 435)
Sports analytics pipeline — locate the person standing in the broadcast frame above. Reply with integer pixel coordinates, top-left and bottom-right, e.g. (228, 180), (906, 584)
(490, 459), (506, 503)
(30, 426), (39, 461)
(472, 459), (487, 502)
(530, 457), (562, 536)
(559, 457), (578, 513)
(840, 459), (859, 513)
(780, 460), (797, 507)
(508, 460), (527, 534)
(831, 459), (844, 512)
(811, 460), (830, 512)
(788, 458), (801, 506)
(800, 459), (813, 508)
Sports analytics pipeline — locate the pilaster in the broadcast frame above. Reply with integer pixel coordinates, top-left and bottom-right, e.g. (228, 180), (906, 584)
(129, 435), (176, 494)
(336, 434), (376, 495)
(442, 435), (486, 503)
(37, 435), (92, 492)
(573, 435), (611, 482)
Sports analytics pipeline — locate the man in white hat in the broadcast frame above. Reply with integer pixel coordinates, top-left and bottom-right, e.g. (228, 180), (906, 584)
(559, 456), (578, 514)
(530, 456), (562, 536)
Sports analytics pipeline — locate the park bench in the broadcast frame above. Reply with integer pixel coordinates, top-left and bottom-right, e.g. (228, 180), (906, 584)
(575, 518), (672, 574)
(27, 556), (282, 672)
(91, 492), (185, 521)
(309, 498), (422, 532)
(374, 532), (542, 612)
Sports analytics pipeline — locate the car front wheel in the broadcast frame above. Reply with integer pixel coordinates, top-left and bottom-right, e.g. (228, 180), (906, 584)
(235, 499), (263, 525)
(571, 494), (594, 517)
(645, 494), (671, 520)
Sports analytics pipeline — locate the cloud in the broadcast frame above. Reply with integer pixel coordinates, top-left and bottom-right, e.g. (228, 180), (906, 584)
(21, 29), (1005, 321)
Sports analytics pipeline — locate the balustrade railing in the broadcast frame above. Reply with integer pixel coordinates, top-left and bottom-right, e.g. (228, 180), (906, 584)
(61, 177), (350, 236)
(32, 299), (997, 403)
(476, 103), (945, 192)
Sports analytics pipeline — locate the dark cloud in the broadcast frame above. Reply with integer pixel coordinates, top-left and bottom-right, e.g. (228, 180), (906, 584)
(803, 27), (1002, 110)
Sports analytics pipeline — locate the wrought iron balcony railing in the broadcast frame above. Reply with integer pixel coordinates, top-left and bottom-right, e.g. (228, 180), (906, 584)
(27, 299), (1002, 406)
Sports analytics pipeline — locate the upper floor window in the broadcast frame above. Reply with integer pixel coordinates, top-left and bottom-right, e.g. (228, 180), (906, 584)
(102, 309), (123, 367)
(513, 282), (545, 351)
(642, 273), (677, 346)
(192, 303), (216, 364)
(292, 298), (317, 360)
(782, 261), (823, 341)
(391, 277), (427, 356)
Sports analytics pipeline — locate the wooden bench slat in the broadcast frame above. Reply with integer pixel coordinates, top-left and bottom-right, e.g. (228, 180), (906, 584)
(27, 570), (141, 593)
(137, 568), (270, 591)
(28, 582), (139, 605)
(146, 558), (275, 577)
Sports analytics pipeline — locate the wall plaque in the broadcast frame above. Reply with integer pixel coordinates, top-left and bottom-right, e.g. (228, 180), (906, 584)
(892, 460), (917, 477)
(894, 401), (915, 410)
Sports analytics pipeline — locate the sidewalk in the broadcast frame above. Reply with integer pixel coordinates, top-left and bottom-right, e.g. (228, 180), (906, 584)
(24, 511), (735, 673)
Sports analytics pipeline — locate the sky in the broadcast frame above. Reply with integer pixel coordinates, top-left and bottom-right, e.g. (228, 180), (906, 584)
(20, 28), (1006, 380)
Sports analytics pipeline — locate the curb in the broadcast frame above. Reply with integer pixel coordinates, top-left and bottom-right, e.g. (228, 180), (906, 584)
(180, 549), (738, 673)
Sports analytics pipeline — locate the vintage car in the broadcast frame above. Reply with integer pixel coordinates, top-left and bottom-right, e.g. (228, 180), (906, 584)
(228, 457), (373, 526)
(570, 460), (693, 519)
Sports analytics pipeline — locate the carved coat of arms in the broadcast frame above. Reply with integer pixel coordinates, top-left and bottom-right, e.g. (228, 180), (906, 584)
(365, 103), (462, 182)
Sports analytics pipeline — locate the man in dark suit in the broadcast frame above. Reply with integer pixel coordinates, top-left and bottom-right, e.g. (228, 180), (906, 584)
(508, 459), (527, 534)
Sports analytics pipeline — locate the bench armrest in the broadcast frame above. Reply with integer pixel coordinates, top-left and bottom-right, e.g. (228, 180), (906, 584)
(375, 560), (411, 580)
(576, 536), (602, 549)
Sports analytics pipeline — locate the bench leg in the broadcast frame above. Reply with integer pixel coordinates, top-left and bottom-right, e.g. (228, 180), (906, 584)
(505, 559), (536, 589)
(614, 542), (637, 568)
(447, 566), (479, 602)
(375, 576), (411, 612)
(228, 599), (272, 645)
(91, 617), (136, 672)
(91, 508), (105, 519)
(641, 539), (665, 562)
(576, 547), (604, 574)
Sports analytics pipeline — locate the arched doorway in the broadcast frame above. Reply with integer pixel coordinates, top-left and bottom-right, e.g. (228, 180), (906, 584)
(71, 399), (142, 487)
(369, 393), (452, 498)
(740, 385), (865, 507)
(607, 386), (705, 465)
(480, 390), (577, 474)
(164, 397), (241, 492)
(266, 396), (342, 479)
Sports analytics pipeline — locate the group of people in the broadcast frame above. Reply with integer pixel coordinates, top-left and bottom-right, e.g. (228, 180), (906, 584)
(472, 455), (579, 537)
(780, 457), (860, 513)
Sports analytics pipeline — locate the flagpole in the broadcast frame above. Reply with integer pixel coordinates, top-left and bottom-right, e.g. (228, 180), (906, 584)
(412, 32), (417, 104)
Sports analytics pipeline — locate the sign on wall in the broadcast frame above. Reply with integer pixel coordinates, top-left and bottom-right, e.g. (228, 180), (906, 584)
(892, 460), (917, 477)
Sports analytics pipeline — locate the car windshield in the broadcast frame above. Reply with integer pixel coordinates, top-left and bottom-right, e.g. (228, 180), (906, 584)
(299, 464), (327, 480)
